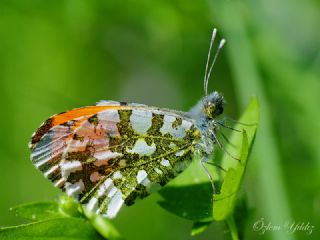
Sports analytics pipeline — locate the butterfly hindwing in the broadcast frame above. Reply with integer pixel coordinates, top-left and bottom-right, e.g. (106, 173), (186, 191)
(30, 102), (200, 218)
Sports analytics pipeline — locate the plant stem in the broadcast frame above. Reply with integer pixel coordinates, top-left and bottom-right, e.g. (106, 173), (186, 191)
(227, 215), (239, 240)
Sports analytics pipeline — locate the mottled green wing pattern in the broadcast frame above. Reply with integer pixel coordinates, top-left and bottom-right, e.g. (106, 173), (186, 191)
(30, 102), (200, 218)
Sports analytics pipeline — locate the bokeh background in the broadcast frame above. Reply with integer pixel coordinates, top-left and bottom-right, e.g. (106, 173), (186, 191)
(0, 0), (319, 239)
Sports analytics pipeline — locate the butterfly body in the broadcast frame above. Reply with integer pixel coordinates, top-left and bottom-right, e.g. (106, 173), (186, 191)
(29, 91), (224, 218)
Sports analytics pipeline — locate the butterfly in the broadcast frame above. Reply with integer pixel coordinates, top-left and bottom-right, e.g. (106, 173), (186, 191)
(29, 29), (227, 219)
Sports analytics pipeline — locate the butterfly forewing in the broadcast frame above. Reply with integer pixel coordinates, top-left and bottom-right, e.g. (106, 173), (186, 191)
(30, 102), (200, 218)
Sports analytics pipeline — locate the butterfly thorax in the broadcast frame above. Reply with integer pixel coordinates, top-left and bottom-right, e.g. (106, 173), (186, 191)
(193, 119), (218, 156)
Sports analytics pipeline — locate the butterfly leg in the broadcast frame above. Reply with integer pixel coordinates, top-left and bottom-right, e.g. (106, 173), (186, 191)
(216, 118), (242, 132)
(200, 154), (216, 197)
(218, 116), (257, 128)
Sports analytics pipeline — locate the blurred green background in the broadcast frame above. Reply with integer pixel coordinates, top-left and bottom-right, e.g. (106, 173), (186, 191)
(0, 0), (319, 239)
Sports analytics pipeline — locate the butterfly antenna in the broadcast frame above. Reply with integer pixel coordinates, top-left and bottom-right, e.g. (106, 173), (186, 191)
(204, 28), (217, 96)
(206, 38), (226, 91)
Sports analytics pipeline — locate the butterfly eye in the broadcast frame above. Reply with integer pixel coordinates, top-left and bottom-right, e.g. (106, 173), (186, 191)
(215, 105), (224, 116)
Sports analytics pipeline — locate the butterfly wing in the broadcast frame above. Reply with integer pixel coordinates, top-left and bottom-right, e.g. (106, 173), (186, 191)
(30, 101), (200, 218)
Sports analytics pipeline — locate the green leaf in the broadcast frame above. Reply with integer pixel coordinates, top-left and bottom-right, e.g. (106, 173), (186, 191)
(11, 195), (83, 222)
(158, 97), (259, 233)
(212, 131), (248, 221)
(5, 195), (122, 240)
(213, 96), (259, 221)
(11, 201), (66, 222)
(0, 218), (104, 240)
(158, 182), (213, 221)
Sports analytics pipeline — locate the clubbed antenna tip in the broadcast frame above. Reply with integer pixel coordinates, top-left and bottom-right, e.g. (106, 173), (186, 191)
(203, 29), (226, 96)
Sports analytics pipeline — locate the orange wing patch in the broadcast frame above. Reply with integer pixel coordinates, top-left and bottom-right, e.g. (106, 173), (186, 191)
(51, 106), (120, 126)
(30, 105), (129, 148)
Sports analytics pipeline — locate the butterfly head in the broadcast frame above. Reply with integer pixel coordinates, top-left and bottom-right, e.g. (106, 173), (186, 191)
(203, 91), (225, 119)
(200, 29), (225, 120)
